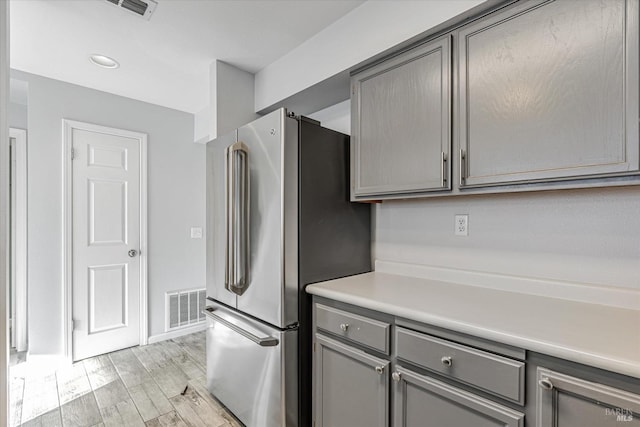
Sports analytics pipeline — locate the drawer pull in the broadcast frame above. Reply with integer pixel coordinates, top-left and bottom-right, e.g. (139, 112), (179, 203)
(538, 378), (554, 391)
(392, 371), (401, 382)
(339, 323), (349, 332)
(441, 356), (453, 367)
(375, 365), (385, 375)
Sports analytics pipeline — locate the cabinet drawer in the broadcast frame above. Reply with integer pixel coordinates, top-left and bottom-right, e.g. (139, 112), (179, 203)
(396, 327), (524, 404)
(315, 304), (390, 354)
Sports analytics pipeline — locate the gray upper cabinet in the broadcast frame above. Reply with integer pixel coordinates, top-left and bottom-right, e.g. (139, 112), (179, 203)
(457, 0), (639, 188)
(536, 367), (640, 426)
(314, 334), (390, 427)
(393, 367), (524, 427)
(351, 36), (451, 200)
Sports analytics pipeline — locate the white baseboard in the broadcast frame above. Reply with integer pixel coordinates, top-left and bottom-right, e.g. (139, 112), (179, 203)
(375, 260), (640, 310)
(148, 322), (207, 344)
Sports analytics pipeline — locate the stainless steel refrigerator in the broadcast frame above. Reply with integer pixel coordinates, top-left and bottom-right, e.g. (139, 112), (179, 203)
(205, 108), (371, 427)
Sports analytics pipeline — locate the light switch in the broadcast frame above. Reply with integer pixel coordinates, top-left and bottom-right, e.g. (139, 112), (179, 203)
(190, 227), (203, 239)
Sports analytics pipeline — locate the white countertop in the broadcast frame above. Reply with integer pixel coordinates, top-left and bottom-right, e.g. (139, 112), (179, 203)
(306, 272), (640, 379)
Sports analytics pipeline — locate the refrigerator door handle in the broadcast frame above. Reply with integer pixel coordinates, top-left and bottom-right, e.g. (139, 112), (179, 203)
(224, 141), (250, 296)
(203, 307), (278, 347)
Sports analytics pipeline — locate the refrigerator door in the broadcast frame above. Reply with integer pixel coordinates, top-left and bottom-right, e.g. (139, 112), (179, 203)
(235, 109), (299, 328)
(207, 130), (238, 308)
(205, 303), (298, 427)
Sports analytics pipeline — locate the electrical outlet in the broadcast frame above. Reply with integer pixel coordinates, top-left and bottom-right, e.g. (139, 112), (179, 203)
(455, 215), (468, 236)
(190, 227), (203, 239)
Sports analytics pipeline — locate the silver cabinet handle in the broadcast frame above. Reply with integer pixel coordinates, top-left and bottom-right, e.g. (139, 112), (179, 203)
(225, 141), (250, 296)
(538, 378), (554, 391)
(128, 249), (138, 257)
(374, 365), (385, 375)
(441, 356), (453, 367)
(392, 372), (401, 382)
(441, 151), (448, 188)
(459, 149), (466, 186)
(339, 323), (349, 332)
(203, 307), (278, 347)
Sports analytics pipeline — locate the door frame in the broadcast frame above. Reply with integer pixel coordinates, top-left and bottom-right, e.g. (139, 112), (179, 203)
(62, 119), (148, 363)
(9, 128), (27, 352)
(1, 1), (9, 424)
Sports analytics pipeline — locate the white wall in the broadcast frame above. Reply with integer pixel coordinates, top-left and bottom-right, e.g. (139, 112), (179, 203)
(9, 78), (28, 129)
(193, 106), (210, 145)
(214, 61), (259, 137)
(255, 0), (484, 112)
(375, 188), (640, 291)
(199, 61), (259, 143)
(9, 102), (26, 130)
(11, 70), (205, 356)
(308, 100), (350, 135)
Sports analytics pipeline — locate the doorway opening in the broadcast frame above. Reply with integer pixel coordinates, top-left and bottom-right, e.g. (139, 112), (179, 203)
(9, 128), (27, 362)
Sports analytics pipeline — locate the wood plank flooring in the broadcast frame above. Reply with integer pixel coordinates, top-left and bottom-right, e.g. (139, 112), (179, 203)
(10, 332), (242, 427)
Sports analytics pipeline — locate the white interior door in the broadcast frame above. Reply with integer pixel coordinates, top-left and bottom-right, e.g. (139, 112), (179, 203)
(71, 124), (143, 361)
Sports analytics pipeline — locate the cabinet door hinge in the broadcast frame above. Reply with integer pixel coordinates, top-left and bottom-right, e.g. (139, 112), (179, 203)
(71, 148), (75, 160)
(313, 342), (316, 352)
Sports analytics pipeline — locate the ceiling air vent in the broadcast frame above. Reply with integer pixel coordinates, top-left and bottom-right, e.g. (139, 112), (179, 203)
(105, 0), (157, 21)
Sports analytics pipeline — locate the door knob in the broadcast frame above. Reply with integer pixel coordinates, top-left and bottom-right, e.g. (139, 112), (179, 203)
(128, 249), (138, 257)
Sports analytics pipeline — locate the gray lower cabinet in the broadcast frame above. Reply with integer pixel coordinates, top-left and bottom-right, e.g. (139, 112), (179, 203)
(536, 367), (640, 426)
(393, 367), (524, 427)
(457, 0), (639, 188)
(312, 298), (640, 427)
(314, 333), (390, 427)
(350, 35), (451, 200)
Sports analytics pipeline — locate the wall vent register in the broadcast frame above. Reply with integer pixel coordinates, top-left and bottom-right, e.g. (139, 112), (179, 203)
(166, 288), (206, 330)
(105, 0), (157, 20)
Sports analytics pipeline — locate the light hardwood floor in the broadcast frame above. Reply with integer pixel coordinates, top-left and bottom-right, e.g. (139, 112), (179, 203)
(10, 331), (243, 427)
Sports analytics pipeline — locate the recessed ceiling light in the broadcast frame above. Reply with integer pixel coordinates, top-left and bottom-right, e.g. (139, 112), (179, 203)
(89, 54), (120, 69)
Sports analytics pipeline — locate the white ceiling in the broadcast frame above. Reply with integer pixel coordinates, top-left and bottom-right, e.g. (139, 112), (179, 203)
(9, 0), (364, 113)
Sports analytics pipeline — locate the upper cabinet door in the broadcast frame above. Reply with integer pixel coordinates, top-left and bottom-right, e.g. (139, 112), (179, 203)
(351, 36), (451, 200)
(458, 0), (639, 188)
